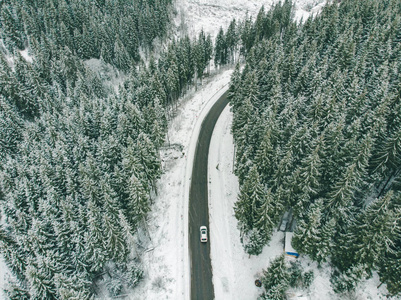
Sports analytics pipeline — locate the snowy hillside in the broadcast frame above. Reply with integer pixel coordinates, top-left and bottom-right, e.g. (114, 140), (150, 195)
(176, 0), (326, 39)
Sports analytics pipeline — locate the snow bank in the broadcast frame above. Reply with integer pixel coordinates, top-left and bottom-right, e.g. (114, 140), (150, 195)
(19, 49), (33, 63)
(209, 105), (286, 299)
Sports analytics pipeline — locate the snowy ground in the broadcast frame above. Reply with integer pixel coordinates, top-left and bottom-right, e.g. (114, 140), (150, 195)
(209, 105), (285, 299)
(175, 0), (327, 39)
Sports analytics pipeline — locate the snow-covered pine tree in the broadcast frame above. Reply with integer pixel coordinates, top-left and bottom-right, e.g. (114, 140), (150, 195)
(135, 132), (162, 191)
(348, 191), (400, 274)
(102, 212), (127, 263)
(293, 135), (324, 216)
(0, 5), (26, 50)
(126, 174), (150, 228)
(235, 165), (266, 239)
(254, 115), (279, 184)
(225, 18), (238, 64)
(214, 27), (227, 68)
(260, 254), (290, 300)
(255, 188), (283, 244)
(114, 37), (132, 72)
(85, 200), (107, 274)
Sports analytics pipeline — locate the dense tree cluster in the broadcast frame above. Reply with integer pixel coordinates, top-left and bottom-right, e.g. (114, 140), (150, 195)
(229, 0), (401, 295)
(213, 1), (294, 68)
(0, 46), (166, 300)
(0, 0), (217, 295)
(153, 29), (213, 102)
(0, 0), (173, 69)
(0, 0), (218, 298)
(259, 255), (313, 300)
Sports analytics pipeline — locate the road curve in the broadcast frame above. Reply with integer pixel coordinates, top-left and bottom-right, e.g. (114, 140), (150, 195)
(189, 91), (230, 300)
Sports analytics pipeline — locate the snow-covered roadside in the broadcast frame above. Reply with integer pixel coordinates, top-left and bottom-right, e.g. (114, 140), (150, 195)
(209, 105), (285, 300)
(130, 70), (233, 299)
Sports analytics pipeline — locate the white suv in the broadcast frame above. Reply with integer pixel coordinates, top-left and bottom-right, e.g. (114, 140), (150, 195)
(200, 226), (207, 242)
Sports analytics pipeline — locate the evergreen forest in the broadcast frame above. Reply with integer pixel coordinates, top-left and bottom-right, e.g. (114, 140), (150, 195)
(1, 0), (401, 298)
(0, 0), (215, 298)
(228, 0), (401, 297)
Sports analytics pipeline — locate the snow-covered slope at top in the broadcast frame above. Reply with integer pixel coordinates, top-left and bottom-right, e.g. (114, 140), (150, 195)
(176, 0), (326, 39)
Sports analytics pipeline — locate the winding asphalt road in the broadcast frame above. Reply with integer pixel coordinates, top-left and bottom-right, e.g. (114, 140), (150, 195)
(189, 90), (230, 300)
